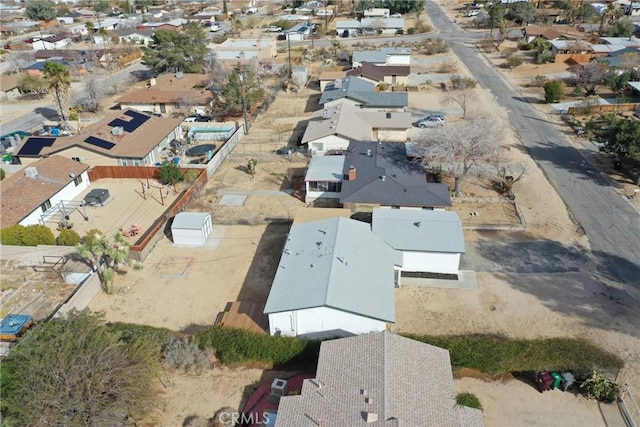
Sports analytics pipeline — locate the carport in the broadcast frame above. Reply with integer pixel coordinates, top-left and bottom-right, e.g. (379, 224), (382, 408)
(171, 212), (213, 246)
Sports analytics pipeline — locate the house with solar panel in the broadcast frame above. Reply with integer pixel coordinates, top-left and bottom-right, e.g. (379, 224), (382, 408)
(14, 109), (183, 167)
(0, 155), (90, 227)
(263, 216), (402, 339)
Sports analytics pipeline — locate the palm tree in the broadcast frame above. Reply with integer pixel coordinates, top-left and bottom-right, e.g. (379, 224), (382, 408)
(43, 61), (71, 128)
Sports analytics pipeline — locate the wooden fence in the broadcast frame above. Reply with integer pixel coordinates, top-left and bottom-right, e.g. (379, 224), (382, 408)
(554, 53), (596, 64)
(88, 166), (159, 181)
(567, 103), (640, 115)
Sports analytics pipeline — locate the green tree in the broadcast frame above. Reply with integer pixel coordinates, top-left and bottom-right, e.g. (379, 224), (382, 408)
(43, 61), (71, 127)
(25, 1), (57, 20)
(605, 71), (630, 95)
(222, 66), (265, 116)
(94, 1), (110, 13)
(57, 229), (81, 246)
(142, 23), (209, 73)
(86, 21), (95, 31)
(158, 162), (184, 185)
(607, 18), (635, 37)
(247, 157), (258, 180)
(576, 4), (597, 22)
(544, 80), (565, 103)
(487, 4), (506, 36)
(77, 229), (130, 294)
(587, 115), (640, 161)
(507, 2), (536, 24)
(0, 224), (55, 246)
(18, 74), (48, 95)
(0, 310), (161, 426)
(0, 225), (24, 245)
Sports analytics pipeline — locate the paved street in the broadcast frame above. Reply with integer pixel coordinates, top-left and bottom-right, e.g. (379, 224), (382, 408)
(424, 1), (640, 290)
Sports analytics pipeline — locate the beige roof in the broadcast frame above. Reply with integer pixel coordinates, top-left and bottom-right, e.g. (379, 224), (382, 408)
(0, 155), (90, 226)
(276, 332), (484, 427)
(319, 70), (347, 81)
(523, 25), (563, 40)
(16, 109), (182, 159)
(302, 101), (412, 144)
(0, 73), (25, 91)
(116, 73), (212, 105)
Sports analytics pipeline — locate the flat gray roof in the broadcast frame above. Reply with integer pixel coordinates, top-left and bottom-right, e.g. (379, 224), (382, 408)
(305, 156), (346, 181)
(263, 217), (401, 322)
(372, 208), (465, 253)
(171, 212), (210, 230)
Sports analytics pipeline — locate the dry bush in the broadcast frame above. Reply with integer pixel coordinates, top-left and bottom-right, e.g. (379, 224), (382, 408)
(422, 38), (449, 55)
(501, 47), (517, 58)
(438, 61), (458, 73)
(163, 337), (212, 374)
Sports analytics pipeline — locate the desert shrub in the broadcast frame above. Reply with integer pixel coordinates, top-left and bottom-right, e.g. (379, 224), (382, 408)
(163, 337), (211, 374)
(0, 225), (24, 245)
(397, 29), (406, 35)
(580, 371), (618, 403)
(529, 74), (548, 88)
(0, 168), (5, 180)
(196, 326), (320, 365)
(438, 61), (458, 73)
(107, 322), (173, 353)
(519, 42), (533, 51)
(501, 47), (517, 58)
(535, 49), (554, 64)
(158, 162), (184, 185)
(183, 169), (201, 183)
(450, 75), (477, 90)
(56, 229), (81, 246)
(422, 38), (449, 55)
(456, 392), (482, 410)
(401, 334), (623, 374)
(505, 56), (523, 68)
(544, 80), (565, 103)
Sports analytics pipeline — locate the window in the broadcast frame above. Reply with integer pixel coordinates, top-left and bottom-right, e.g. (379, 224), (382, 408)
(312, 142), (324, 152)
(309, 181), (341, 192)
(73, 174), (83, 186)
(41, 199), (52, 213)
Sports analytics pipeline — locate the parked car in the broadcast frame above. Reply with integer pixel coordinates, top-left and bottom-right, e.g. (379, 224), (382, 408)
(266, 26), (282, 33)
(416, 116), (446, 128)
(467, 10), (479, 17)
(196, 115), (212, 122)
(183, 116), (198, 122)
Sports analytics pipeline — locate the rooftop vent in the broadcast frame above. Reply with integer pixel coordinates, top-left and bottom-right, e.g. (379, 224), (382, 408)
(111, 126), (124, 136)
(381, 175), (386, 181)
(366, 149), (372, 157)
(322, 109), (331, 119)
(25, 167), (38, 178)
(363, 412), (378, 423)
(271, 379), (288, 397)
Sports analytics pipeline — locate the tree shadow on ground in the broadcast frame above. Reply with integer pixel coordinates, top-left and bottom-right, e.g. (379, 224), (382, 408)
(465, 232), (640, 338)
(33, 107), (59, 121)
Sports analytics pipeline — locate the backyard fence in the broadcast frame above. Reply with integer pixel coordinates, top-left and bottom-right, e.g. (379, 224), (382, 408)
(459, 200), (526, 231)
(554, 53), (597, 64)
(566, 103), (640, 115)
(88, 166), (160, 181)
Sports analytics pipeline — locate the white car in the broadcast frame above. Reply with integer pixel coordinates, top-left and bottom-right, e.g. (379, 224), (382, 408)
(266, 26), (282, 33)
(467, 10), (479, 17)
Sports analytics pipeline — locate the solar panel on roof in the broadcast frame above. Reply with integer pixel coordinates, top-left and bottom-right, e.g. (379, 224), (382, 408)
(85, 136), (115, 150)
(107, 110), (150, 133)
(16, 137), (56, 156)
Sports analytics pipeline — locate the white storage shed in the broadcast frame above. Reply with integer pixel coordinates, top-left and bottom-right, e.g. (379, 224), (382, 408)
(171, 212), (212, 246)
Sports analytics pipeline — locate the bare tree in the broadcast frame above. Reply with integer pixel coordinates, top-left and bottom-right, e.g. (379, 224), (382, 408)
(75, 76), (103, 112)
(443, 75), (478, 119)
(205, 52), (227, 89)
(176, 91), (196, 115)
(571, 61), (611, 96)
(415, 118), (505, 196)
(4, 51), (35, 74)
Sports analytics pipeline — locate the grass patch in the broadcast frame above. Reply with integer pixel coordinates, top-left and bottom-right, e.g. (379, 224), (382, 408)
(196, 326), (320, 366)
(456, 392), (482, 410)
(401, 334), (623, 375)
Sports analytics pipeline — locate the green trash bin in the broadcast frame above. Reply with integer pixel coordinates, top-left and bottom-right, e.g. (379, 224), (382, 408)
(551, 372), (562, 390)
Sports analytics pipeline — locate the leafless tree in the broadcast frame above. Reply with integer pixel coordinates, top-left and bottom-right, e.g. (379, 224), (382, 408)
(414, 118), (505, 196)
(443, 76), (478, 119)
(571, 61), (611, 96)
(176, 91), (196, 115)
(4, 51), (35, 74)
(79, 76), (104, 112)
(205, 52), (228, 89)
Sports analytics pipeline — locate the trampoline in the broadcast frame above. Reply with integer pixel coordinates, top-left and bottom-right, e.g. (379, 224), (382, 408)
(186, 144), (217, 157)
(0, 314), (34, 341)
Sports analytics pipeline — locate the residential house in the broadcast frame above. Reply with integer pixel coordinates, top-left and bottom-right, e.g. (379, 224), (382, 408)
(318, 70), (347, 91)
(15, 109), (182, 167)
(116, 72), (212, 115)
(599, 36), (640, 47)
(275, 332), (484, 427)
(115, 27), (155, 45)
(282, 22), (313, 41)
(535, 8), (563, 24)
(24, 60), (86, 77)
(209, 38), (278, 68)
(35, 49), (106, 65)
(336, 18), (404, 37)
(0, 73), (23, 100)
(372, 208), (465, 276)
(347, 61), (410, 85)
(137, 18), (188, 32)
(628, 81), (640, 96)
(0, 155), (90, 227)
(319, 76), (408, 111)
(352, 47), (411, 67)
(363, 8), (390, 18)
(594, 46), (640, 68)
(304, 142), (452, 211)
(549, 39), (593, 55)
(301, 102), (413, 158)
(522, 25), (563, 42)
(628, 2), (640, 16)
(263, 216), (402, 339)
(31, 33), (72, 50)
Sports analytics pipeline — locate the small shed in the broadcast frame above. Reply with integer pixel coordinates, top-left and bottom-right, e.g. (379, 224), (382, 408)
(171, 212), (212, 246)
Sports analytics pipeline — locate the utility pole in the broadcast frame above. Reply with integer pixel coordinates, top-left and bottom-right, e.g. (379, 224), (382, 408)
(324, 2), (329, 36)
(239, 71), (249, 134)
(287, 34), (292, 79)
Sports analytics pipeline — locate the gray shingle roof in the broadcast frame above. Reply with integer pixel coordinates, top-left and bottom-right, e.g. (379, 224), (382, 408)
(372, 209), (465, 253)
(275, 332), (484, 427)
(319, 76), (408, 108)
(340, 142), (452, 208)
(263, 217), (401, 322)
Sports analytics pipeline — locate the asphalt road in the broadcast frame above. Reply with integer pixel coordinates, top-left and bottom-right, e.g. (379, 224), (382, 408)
(424, 1), (640, 288)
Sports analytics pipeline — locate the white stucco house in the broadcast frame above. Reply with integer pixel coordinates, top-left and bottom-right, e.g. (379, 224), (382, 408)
(336, 18), (404, 36)
(171, 212), (213, 246)
(372, 209), (466, 276)
(263, 217), (402, 339)
(0, 155), (90, 227)
(352, 47), (412, 67)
